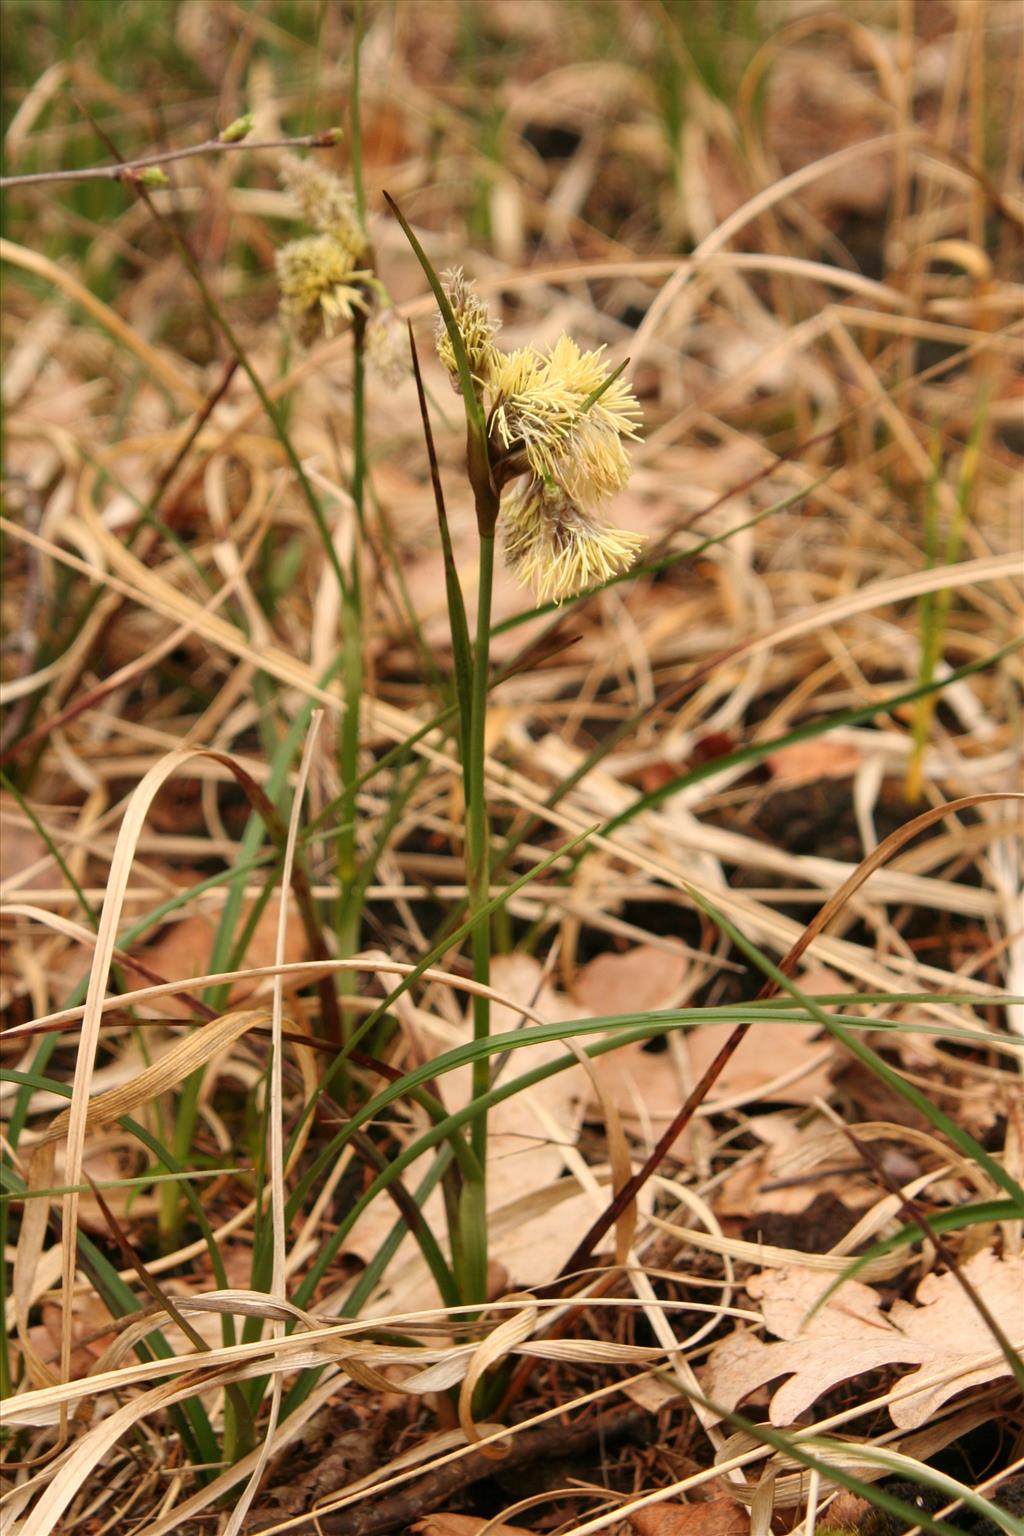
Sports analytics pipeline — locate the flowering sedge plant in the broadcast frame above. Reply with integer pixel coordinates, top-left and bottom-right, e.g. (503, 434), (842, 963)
(383, 190), (645, 1307)
(274, 157), (409, 1078)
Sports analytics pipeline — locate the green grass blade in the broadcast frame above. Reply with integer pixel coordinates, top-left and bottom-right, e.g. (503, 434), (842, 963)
(682, 883), (1024, 1207)
(382, 193), (486, 440)
(598, 637), (1023, 843)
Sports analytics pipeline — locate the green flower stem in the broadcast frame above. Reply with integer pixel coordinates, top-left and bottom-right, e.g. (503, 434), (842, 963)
(336, 4), (369, 1034)
(132, 183), (347, 604)
(460, 531), (496, 1305)
(351, 1), (367, 229)
(469, 536), (496, 1108)
(335, 318), (368, 1035)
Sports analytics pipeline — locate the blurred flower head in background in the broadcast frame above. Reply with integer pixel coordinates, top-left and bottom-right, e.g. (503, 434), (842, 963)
(275, 155), (407, 377)
(275, 232), (372, 343)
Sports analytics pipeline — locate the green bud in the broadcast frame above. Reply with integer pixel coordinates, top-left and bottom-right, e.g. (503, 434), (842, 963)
(138, 167), (170, 188)
(220, 113), (253, 143)
(317, 127), (344, 146)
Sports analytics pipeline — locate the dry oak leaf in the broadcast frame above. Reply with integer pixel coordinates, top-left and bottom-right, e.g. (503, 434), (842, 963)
(628, 1497), (749, 1535)
(705, 1250), (1024, 1430)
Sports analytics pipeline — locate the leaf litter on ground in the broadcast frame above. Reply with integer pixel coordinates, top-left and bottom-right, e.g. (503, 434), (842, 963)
(705, 1250), (1024, 1430)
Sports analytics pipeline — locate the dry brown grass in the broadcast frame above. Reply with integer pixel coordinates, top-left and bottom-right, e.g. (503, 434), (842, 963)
(2, 2), (1023, 1533)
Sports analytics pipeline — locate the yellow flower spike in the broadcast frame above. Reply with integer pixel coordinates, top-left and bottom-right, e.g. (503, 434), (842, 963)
(488, 335), (641, 505)
(278, 154), (366, 254)
(502, 478), (645, 604)
(435, 266), (502, 389)
(275, 234), (372, 343)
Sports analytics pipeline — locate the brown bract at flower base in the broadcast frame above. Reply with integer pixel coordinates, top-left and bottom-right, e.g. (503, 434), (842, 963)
(436, 266), (645, 603)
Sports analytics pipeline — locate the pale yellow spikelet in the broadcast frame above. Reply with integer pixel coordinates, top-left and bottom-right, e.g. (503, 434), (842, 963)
(278, 154), (366, 255)
(436, 267), (501, 387)
(489, 346), (575, 452)
(502, 478), (644, 604)
(276, 234), (371, 343)
(488, 335), (641, 503)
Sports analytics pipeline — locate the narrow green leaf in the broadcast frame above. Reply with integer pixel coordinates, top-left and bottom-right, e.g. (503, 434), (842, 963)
(408, 321), (474, 766)
(382, 190), (487, 438)
(681, 883), (1024, 1209)
(579, 354), (631, 413)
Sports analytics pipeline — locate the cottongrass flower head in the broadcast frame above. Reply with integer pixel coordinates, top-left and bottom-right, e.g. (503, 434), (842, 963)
(435, 269), (644, 602)
(276, 234), (372, 344)
(278, 153), (366, 256)
(276, 154), (384, 346)
(488, 334), (641, 504)
(365, 306), (412, 386)
(275, 156), (409, 372)
(502, 479), (645, 605)
(436, 267), (502, 388)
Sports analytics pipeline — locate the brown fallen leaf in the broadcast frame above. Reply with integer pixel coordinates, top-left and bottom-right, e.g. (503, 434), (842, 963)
(593, 963), (841, 1142)
(704, 1250), (1024, 1429)
(591, 1007), (834, 1146)
(573, 943), (689, 1014)
(825, 1492), (874, 1528)
(715, 1112), (879, 1220)
(131, 893), (307, 1018)
(684, 1016), (833, 1106)
(0, 799), (56, 887)
(412, 1516), (535, 1536)
(765, 738), (863, 786)
(628, 1496), (749, 1535)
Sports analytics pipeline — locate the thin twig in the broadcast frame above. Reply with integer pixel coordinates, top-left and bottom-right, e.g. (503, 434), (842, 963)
(249, 1405), (651, 1535)
(0, 129), (342, 190)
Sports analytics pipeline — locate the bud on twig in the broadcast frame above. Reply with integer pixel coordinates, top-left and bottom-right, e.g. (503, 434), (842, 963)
(219, 113), (254, 144)
(0, 128), (345, 191)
